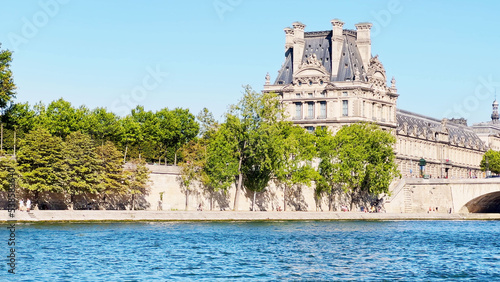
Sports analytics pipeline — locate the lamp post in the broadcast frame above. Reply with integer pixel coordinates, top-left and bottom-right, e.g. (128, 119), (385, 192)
(419, 158), (427, 178)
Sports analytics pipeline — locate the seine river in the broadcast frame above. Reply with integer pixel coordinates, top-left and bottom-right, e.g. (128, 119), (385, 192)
(2, 220), (500, 281)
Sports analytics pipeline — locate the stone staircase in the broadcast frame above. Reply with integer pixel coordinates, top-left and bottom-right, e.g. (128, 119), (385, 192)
(386, 178), (406, 203)
(27, 212), (37, 219)
(403, 186), (412, 213)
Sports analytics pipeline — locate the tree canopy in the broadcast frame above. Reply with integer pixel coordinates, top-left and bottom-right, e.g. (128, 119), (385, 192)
(0, 44), (16, 109)
(317, 123), (400, 210)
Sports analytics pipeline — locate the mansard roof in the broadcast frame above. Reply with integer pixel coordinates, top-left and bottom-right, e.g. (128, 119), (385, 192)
(275, 30), (365, 85)
(397, 109), (486, 150)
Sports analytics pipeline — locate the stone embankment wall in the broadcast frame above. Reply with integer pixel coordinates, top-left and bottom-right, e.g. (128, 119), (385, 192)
(3, 164), (499, 212)
(147, 165), (326, 211)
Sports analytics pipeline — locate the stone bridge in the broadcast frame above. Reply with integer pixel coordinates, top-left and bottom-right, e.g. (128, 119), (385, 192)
(385, 178), (500, 213)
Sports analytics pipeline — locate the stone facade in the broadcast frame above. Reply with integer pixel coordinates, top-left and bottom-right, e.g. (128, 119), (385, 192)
(264, 19), (496, 179)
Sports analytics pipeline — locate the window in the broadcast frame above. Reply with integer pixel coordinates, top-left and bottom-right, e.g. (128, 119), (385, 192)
(308, 102), (314, 118)
(320, 91), (326, 97)
(320, 102), (326, 118)
(308, 93), (313, 98)
(342, 100), (348, 116)
(296, 93), (301, 98)
(295, 103), (302, 119)
(306, 126), (315, 133)
(342, 91), (348, 97)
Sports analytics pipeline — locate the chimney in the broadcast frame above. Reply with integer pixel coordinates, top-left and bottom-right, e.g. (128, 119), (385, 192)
(354, 22), (373, 71)
(284, 27), (294, 51)
(330, 19), (344, 78)
(292, 21), (306, 74)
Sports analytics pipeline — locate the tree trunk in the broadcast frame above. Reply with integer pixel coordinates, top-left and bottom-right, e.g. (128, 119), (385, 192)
(174, 152), (177, 166)
(252, 191), (256, 211)
(1, 122), (3, 152)
(350, 192), (355, 212)
(210, 191), (213, 211)
(69, 194), (74, 210)
(328, 189), (333, 211)
(185, 190), (189, 211)
(233, 156), (244, 211)
(13, 128), (16, 157)
(123, 144), (128, 163)
(283, 184), (287, 211)
(131, 194), (135, 210)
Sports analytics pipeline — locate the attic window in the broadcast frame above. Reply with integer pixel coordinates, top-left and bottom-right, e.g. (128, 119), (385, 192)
(278, 81), (284, 85)
(309, 45), (311, 47)
(345, 63), (348, 68)
(343, 52), (346, 56)
(308, 81), (313, 86)
(319, 44), (322, 47)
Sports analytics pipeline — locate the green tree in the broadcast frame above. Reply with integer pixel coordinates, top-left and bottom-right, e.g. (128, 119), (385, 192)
(315, 127), (339, 211)
(318, 123), (400, 211)
(120, 115), (142, 162)
(124, 158), (150, 210)
(220, 86), (284, 211)
(0, 44), (16, 153)
(40, 98), (81, 139)
(0, 44), (16, 109)
(0, 156), (17, 191)
(96, 141), (125, 199)
(203, 124), (239, 209)
(130, 106), (159, 163)
(17, 128), (66, 207)
(480, 149), (500, 174)
(197, 107), (218, 139)
(178, 139), (206, 210)
(86, 107), (123, 144)
(274, 124), (318, 211)
(63, 131), (100, 209)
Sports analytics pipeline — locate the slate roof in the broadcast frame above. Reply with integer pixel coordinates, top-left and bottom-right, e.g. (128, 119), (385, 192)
(397, 109), (485, 149)
(275, 30), (366, 85)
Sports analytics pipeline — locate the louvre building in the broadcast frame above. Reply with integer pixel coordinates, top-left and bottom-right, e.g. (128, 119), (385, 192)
(263, 20), (500, 178)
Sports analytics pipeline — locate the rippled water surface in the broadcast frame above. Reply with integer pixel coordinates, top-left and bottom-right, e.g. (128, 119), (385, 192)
(2, 220), (500, 281)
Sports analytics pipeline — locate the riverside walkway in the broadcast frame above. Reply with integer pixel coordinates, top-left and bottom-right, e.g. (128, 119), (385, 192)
(2, 210), (500, 222)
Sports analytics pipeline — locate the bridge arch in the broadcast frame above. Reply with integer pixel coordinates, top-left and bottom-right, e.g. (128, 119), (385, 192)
(462, 191), (500, 213)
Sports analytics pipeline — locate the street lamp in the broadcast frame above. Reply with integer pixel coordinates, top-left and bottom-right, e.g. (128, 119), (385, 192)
(419, 158), (427, 178)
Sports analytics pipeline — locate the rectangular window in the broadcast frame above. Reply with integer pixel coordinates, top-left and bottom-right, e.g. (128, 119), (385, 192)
(342, 91), (348, 97)
(306, 126), (315, 133)
(308, 102), (314, 118)
(296, 93), (301, 98)
(342, 100), (348, 116)
(320, 102), (326, 118)
(320, 91), (326, 97)
(295, 103), (302, 119)
(308, 93), (313, 98)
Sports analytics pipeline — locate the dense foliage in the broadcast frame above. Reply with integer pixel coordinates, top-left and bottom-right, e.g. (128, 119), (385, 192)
(178, 87), (400, 211)
(480, 149), (500, 174)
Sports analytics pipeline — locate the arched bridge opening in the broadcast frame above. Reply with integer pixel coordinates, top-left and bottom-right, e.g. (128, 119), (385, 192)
(463, 191), (500, 213)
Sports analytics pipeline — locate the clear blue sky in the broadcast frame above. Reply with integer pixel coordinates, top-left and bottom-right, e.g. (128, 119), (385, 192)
(1, 0), (499, 124)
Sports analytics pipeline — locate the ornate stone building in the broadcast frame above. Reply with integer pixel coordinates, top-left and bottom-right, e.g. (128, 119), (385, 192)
(263, 19), (493, 179)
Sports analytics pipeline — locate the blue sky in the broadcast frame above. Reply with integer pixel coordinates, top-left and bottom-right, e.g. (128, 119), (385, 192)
(1, 0), (499, 124)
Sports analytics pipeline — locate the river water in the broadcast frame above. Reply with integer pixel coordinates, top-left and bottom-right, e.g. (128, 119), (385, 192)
(2, 220), (499, 281)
